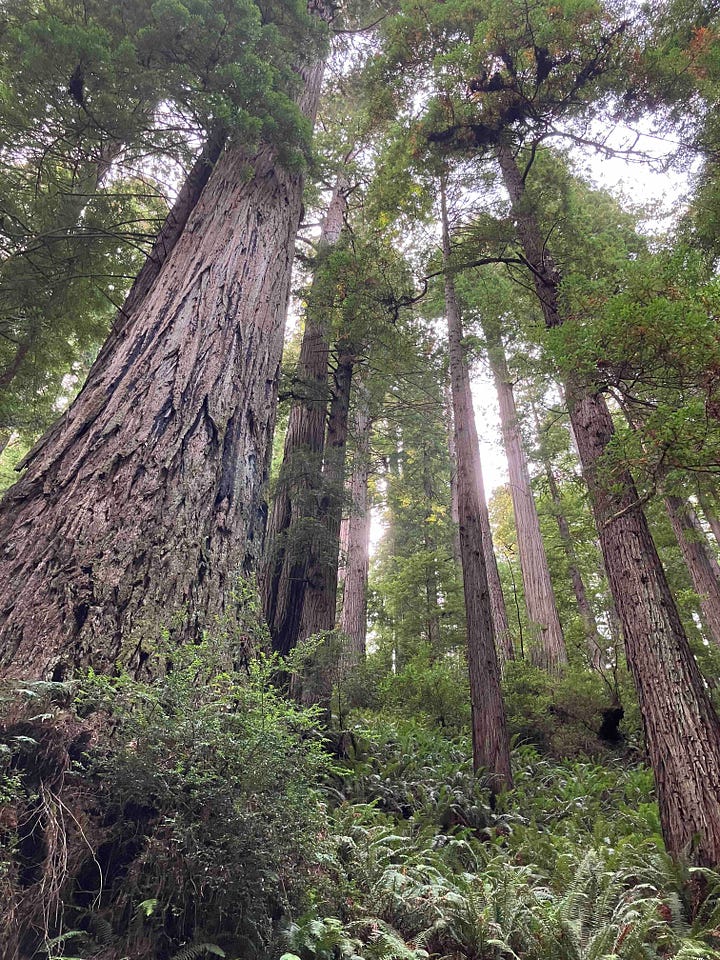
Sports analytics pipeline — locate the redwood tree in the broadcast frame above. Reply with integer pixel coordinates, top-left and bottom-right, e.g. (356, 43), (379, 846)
(0, 2), (334, 680)
(482, 320), (566, 672)
(441, 176), (512, 791)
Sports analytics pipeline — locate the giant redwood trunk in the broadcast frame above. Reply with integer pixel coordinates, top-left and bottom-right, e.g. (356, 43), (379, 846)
(498, 140), (720, 865)
(0, 8), (334, 680)
(22, 128), (228, 469)
(441, 177), (512, 791)
(339, 375), (372, 669)
(261, 179), (348, 657)
(484, 324), (566, 672)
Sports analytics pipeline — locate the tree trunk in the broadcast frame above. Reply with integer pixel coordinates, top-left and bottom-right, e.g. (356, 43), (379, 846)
(498, 140), (720, 865)
(0, 9), (334, 680)
(697, 489), (720, 549)
(103, 124), (227, 348)
(530, 403), (605, 670)
(484, 325), (566, 672)
(339, 375), (372, 670)
(441, 176), (512, 792)
(421, 439), (442, 648)
(665, 494), (720, 647)
(444, 383), (463, 565)
(445, 381), (513, 664)
(261, 178), (348, 657)
(299, 344), (355, 641)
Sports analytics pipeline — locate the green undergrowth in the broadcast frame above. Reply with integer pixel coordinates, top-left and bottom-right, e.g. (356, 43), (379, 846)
(2, 650), (720, 959)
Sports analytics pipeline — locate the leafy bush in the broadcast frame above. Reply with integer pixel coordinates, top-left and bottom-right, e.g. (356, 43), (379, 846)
(1, 640), (333, 959)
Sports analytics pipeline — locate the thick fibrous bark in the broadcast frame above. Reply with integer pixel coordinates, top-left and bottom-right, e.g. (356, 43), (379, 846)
(300, 344), (354, 641)
(441, 178), (512, 791)
(0, 11), (333, 680)
(261, 179), (348, 657)
(339, 376), (372, 669)
(445, 383), (513, 665)
(665, 495), (720, 647)
(498, 140), (720, 865)
(484, 327), (566, 672)
(105, 125), (227, 348)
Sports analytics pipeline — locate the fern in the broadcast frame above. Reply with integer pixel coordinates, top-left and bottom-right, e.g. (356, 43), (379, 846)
(170, 943), (226, 960)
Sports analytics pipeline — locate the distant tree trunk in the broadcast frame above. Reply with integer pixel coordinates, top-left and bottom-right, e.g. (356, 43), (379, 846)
(421, 439), (442, 648)
(665, 495), (720, 647)
(300, 343), (355, 640)
(697, 489), (720, 548)
(261, 178), (348, 657)
(444, 384), (462, 565)
(339, 376), (372, 669)
(441, 176), (512, 792)
(530, 403), (605, 670)
(498, 140), (720, 866)
(0, 8), (334, 680)
(484, 324), (566, 672)
(445, 381), (513, 664)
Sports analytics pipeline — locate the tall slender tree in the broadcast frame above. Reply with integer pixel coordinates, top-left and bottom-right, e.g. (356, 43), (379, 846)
(339, 374), (373, 668)
(482, 319), (566, 672)
(262, 176), (350, 657)
(441, 175), (512, 791)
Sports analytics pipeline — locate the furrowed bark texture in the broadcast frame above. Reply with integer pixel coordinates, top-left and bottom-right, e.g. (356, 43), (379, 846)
(498, 140), (720, 865)
(106, 125), (227, 346)
(445, 381), (513, 664)
(441, 178), (512, 791)
(665, 495), (720, 647)
(484, 325), (566, 672)
(0, 16), (333, 680)
(261, 179), (348, 657)
(339, 375), (372, 669)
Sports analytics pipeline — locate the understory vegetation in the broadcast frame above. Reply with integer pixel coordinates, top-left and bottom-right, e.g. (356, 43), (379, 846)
(2, 636), (720, 960)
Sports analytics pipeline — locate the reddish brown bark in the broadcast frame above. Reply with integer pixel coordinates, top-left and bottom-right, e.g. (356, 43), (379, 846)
(339, 375), (372, 669)
(529, 401), (605, 670)
(441, 176), (512, 791)
(484, 325), (566, 672)
(0, 10), (334, 680)
(498, 140), (720, 865)
(299, 343), (355, 641)
(103, 124), (227, 348)
(261, 179), (348, 657)
(445, 382), (513, 665)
